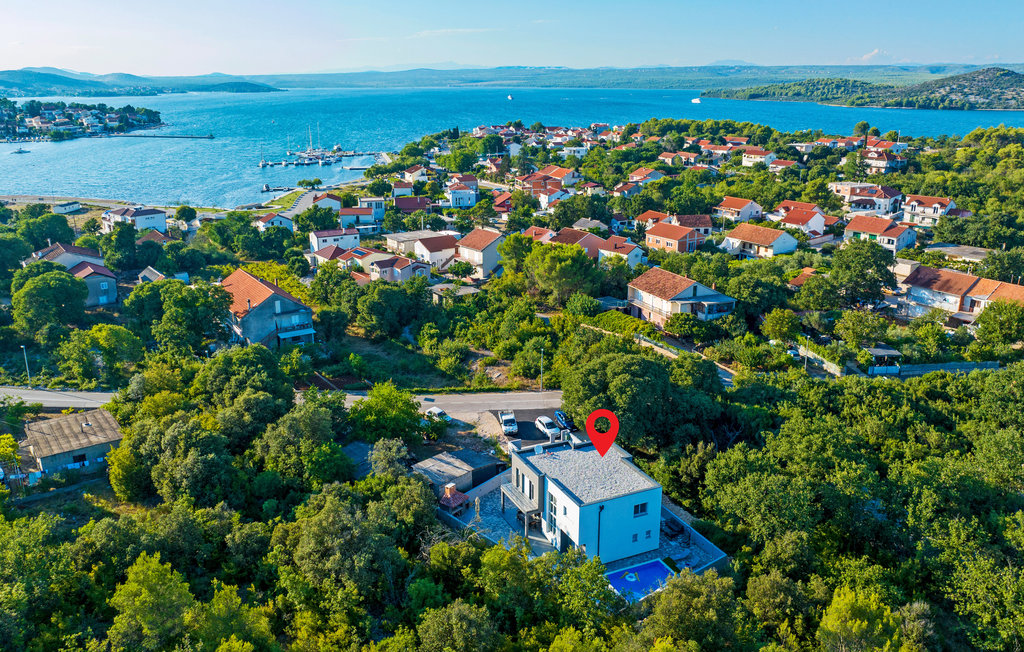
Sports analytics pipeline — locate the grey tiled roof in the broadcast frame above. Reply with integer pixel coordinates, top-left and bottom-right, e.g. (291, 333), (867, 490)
(521, 443), (658, 504)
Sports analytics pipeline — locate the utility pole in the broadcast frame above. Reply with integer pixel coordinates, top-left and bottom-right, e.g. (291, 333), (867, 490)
(20, 345), (30, 386)
(536, 345), (544, 390)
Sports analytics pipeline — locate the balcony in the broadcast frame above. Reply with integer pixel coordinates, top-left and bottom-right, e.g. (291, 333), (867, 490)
(276, 321), (315, 336)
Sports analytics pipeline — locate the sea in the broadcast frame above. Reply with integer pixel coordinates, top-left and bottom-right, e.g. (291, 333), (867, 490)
(4, 87), (1024, 209)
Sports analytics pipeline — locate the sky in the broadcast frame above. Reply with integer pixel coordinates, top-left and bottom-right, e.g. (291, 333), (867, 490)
(2, 0), (1022, 76)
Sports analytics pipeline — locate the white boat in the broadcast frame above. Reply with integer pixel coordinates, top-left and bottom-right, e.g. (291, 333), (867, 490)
(11, 147), (29, 154)
(507, 94), (513, 101)
(691, 97), (701, 104)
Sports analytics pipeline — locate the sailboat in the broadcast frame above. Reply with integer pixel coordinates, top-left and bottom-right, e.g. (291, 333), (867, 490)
(258, 143), (268, 168)
(507, 94), (514, 101)
(691, 97), (701, 104)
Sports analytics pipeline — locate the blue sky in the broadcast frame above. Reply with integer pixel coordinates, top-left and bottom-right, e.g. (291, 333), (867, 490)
(3, 0), (1022, 75)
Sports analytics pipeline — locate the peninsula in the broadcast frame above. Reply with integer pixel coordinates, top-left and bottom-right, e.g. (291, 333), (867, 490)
(0, 98), (162, 141)
(702, 67), (1024, 110)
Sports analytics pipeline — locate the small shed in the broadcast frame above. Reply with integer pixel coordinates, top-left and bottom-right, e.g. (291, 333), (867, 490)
(412, 448), (502, 496)
(21, 409), (122, 479)
(864, 344), (903, 376)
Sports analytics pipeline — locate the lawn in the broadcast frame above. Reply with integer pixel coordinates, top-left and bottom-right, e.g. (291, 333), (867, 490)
(10, 478), (127, 535)
(266, 189), (303, 209)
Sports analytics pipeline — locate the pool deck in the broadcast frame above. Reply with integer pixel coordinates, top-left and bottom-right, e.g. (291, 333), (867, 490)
(454, 483), (556, 555)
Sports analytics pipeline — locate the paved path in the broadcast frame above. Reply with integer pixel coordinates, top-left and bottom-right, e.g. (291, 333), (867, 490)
(0, 386), (115, 408)
(281, 190), (314, 216)
(344, 389), (562, 413)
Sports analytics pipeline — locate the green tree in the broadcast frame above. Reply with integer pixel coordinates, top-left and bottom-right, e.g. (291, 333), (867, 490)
(564, 291), (601, 317)
(417, 599), (501, 652)
(830, 240), (895, 304)
(975, 299), (1024, 346)
(152, 281), (232, 354)
(293, 205), (338, 236)
(11, 260), (64, 295)
(817, 587), (902, 652)
(100, 221), (139, 271)
(349, 381), (422, 444)
(447, 260), (474, 278)
(524, 243), (600, 305)
(497, 232), (536, 274)
(762, 307), (800, 342)
(17, 213), (74, 249)
(636, 570), (743, 650)
(57, 324), (144, 385)
(834, 310), (888, 347)
(12, 271), (87, 336)
(107, 552), (196, 652)
(356, 283), (410, 340)
(175, 205), (197, 223)
(367, 178), (393, 196)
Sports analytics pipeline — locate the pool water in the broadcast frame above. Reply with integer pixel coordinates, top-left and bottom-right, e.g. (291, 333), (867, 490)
(606, 559), (675, 602)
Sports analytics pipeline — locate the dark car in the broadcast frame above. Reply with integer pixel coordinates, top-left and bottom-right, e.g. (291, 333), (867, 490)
(554, 410), (577, 432)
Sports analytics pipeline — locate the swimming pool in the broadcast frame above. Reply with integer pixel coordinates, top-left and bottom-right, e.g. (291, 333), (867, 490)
(605, 559), (675, 603)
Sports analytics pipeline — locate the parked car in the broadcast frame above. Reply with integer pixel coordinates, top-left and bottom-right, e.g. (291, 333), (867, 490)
(535, 416), (561, 439)
(498, 410), (518, 435)
(425, 407), (452, 422)
(554, 410), (577, 432)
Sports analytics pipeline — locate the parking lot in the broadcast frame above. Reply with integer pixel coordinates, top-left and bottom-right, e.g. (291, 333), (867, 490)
(484, 407), (583, 446)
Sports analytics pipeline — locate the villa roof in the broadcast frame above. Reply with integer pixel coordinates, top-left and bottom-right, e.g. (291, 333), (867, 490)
(727, 223), (787, 247)
(780, 209), (822, 226)
(457, 228), (503, 251)
(628, 266), (696, 301)
(646, 221), (696, 241)
(136, 230), (176, 245)
(636, 209), (672, 224)
(312, 228), (359, 237)
(67, 261), (115, 279)
(717, 196), (756, 211)
(222, 268), (307, 318)
(34, 242), (101, 262)
(523, 225), (554, 240)
(903, 266), (979, 297)
(905, 194), (953, 207)
(417, 234), (458, 253)
(776, 200), (820, 213)
(104, 206), (165, 217)
(845, 214), (908, 237)
(256, 212), (290, 224)
(518, 442), (658, 504)
(674, 214), (713, 229)
(313, 245), (349, 260)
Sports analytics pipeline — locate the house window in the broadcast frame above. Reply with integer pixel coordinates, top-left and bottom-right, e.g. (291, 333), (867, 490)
(528, 479), (534, 500)
(274, 300), (281, 313)
(72, 454), (86, 464)
(546, 491), (557, 530)
(632, 533), (638, 543)
(634, 502), (648, 518)
(100, 281), (109, 290)
(646, 530), (652, 539)
(515, 468), (520, 488)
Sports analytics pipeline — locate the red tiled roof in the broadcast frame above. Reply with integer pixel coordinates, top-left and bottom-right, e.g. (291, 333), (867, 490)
(549, 228), (594, 246)
(523, 225), (554, 240)
(628, 267), (696, 301)
(646, 222), (696, 241)
(989, 282), (1024, 304)
(312, 228), (359, 237)
(598, 235), (639, 255)
(418, 235), (458, 253)
(674, 214), (713, 229)
(222, 268), (307, 318)
(338, 207), (373, 215)
(636, 210), (672, 224)
(903, 266), (978, 297)
(67, 261), (115, 279)
(726, 223), (787, 247)
(136, 231), (176, 245)
(35, 242), (102, 262)
(789, 267), (817, 288)
(905, 194), (952, 208)
(457, 228), (503, 251)
(717, 196), (756, 211)
(313, 245), (349, 260)
(845, 215), (908, 237)
(256, 212), (290, 224)
(780, 209), (821, 226)
(776, 200), (819, 213)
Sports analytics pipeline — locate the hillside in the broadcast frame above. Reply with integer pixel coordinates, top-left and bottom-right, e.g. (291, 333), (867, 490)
(4, 63), (1024, 96)
(703, 67), (1024, 110)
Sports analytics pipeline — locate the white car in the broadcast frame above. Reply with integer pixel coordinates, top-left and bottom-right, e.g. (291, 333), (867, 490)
(425, 407), (452, 423)
(535, 416), (561, 438)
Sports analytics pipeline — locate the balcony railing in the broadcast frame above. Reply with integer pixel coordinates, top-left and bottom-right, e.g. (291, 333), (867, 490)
(276, 321), (314, 335)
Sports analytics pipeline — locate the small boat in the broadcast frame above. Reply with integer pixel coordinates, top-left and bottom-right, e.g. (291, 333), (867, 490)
(691, 97), (701, 104)
(507, 94), (513, 101)
(11, 147), (29, 154)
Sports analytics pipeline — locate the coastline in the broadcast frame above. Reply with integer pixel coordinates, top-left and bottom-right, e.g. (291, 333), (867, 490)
(701, 94), (1024, 112)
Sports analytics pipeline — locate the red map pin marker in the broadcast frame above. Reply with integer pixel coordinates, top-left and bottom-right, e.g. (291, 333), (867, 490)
(586, 409), (619, 457)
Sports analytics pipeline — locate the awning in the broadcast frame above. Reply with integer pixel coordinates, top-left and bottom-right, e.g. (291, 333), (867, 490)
(278, 328), (316, 338)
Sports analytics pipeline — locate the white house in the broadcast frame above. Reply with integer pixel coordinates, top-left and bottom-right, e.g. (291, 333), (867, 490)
(312, 192), (347, 212)
(413, 234), (458, 268)
(309, 228), (360, 252)
(501, 440), (662, 563)
(100, 206), (167, 234)
(251, 212), (293, 232)
(597, 236), (643, 268)
(722, 223), (799, 259)
(741, 148), (777, 167)
(338, 207), (377, 233)
(778, 209), (826, 236)
(446, 183), (478, 209)
(358, 197), (387, 221)
(455, 228), (504, 278)
(628, 266), (735, 325)
(404, 165), (429, 183)
(902, 195), (956, 229)
(52, 201), (80, 214)
(391, 181), (414, 197)
(713, 196), (763, 223)
(844, 215), (917, 255)
(628, 167), (665, 185)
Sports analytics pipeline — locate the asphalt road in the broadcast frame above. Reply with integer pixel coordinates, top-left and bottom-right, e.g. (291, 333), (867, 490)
(0, 387), (116, 408)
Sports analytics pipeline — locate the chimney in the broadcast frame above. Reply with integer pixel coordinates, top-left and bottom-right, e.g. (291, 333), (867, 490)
(443, 483), (456, 499)
(47, 238), (52, 247)
(246, 299), (251, 311)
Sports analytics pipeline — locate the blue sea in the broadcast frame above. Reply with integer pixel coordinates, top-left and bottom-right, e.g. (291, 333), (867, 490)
(4, 87), (1024, 209)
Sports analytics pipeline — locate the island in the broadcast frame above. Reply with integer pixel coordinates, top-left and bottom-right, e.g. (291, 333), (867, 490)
(0, 98), (162, 141)
(702, 67), (1024, 111)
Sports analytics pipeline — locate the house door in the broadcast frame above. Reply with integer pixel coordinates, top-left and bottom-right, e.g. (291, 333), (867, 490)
(559, 529), (572, 552)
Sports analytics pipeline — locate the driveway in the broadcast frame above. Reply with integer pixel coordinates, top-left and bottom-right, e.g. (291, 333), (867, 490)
(0, 387), (115, 409)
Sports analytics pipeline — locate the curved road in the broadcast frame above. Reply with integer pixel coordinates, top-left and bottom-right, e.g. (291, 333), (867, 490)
(0, 386), (116, 408)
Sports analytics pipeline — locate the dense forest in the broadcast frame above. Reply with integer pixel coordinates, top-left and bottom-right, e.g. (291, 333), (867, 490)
(704, 67), (1024, 110)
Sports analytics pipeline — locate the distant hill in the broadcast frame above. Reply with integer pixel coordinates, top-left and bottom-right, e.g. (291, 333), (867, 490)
(702, 67), (1024, 110)
(5, 64), (1024, 98)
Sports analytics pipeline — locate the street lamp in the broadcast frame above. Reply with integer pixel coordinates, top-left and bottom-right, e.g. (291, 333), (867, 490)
(540, 347), (544, 392)
(20, 345), (30, 386)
